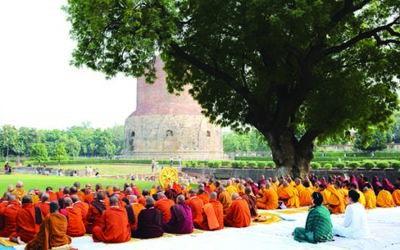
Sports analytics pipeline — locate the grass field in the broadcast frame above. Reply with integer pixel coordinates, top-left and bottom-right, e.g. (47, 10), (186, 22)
(41, 164), (153, 176)
(0, 174), (157, 193)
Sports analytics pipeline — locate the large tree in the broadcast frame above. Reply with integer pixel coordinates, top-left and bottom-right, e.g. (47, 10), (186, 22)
(64, 0), (400, 177)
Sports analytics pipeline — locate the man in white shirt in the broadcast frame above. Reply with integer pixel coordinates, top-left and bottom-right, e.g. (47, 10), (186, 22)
(333, 189), (370, 239)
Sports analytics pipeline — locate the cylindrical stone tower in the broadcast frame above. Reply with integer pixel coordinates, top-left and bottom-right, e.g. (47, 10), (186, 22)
(124, 58), (223, 160)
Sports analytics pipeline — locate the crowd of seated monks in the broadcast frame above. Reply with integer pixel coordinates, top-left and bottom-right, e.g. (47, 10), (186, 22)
(0, 174), (399, 249)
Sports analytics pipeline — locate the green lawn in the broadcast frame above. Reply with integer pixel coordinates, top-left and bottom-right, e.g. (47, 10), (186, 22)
(0, 174), (157, 193)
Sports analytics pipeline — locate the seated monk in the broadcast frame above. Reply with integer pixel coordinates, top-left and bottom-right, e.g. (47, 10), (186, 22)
(62, 198), (86, 237)
(154, 192), (175, 223)
(131, 197), (164, 239)
(295, 178), (313, 207)
(0, 194), (21, 237)
(194, 192), (224, 231)
(278, 180), (300, 208)
(138, 189), (149, 207)
(86, 191), (107, 234)
(25, 201), (73, 250)
(327, 181), (345, 214)
(0, 192), (10, 233)
(71, 195), (88, 226)
(164, 184), (178, 201)
(392, 185), (400, 206)
(256, 181), (278, 210)
(363, 183), (377, 209)
(37, 193), (51, 217)
(197, 184), (209, 204)
(318, 184), (331, 206)
(163, 195), (193, 234)
(241, 187), (257, 218)
(10, 195), (43, 244)
(12, 181), (27, 202)
(224, 193), (251, 228)
(217, 187), (232, 214)
(45, 187), (58, 202)
(92, 196), (131, 243)
(376, 186), (395, 208)
(186, 189), (204, 225)
(350, 183), (366, 207)
(126, 195), (144, 231)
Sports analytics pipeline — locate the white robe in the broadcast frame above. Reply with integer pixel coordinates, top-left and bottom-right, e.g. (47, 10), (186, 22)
(333, 202), (370, 239)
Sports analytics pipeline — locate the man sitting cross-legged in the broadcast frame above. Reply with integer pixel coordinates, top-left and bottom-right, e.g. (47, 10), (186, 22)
(224, 193), (251, 228)
(92, 196), (131, 243)
(25, 201), (73, 250)
(10, 195), (43, 244)
(131, 197), (164, 239)
(163, 195), (193, 234)
(62, 198), (86, 237)
(194, 192), (224, 231)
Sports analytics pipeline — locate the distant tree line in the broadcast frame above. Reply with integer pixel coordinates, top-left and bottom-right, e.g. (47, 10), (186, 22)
(0, 124), (125, 161)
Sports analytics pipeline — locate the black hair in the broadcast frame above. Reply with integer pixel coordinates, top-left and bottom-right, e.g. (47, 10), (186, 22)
(348, 189), (360, 203)
(312, 192), (323, 206)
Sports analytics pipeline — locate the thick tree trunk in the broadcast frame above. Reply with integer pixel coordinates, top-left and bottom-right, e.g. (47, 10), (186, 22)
(265, 129), (314, 179)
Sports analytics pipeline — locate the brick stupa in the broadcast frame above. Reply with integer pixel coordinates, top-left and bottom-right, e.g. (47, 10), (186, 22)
(124, 58), (223, 160)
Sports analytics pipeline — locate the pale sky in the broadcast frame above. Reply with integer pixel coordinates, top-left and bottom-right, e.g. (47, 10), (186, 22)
(0, 0), (137, 130)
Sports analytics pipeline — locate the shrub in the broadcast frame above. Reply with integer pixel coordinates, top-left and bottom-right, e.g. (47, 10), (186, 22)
(391, 160), (400, 171)
(324, 163), (332, 171)
(348, 161), (361, 170)
(376, 161), (390, 170)
(310, 162), (321, 170)
(190, 161), (198, 168)
(257, 161), (266, 169)
(248, 161), (257, 168)
(362, 160), (376, 171)
(231, 161), (239, 168)
(238, 161), (246, 168)
(221, 161), (231, 167)
(266, 161), (275, 168)
(335, 162), (346, 169)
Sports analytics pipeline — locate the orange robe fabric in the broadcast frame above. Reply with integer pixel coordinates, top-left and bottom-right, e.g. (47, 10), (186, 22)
(376, 190), (395, 207)
(278, 186), (300, 208)
(37, 201), (51, 217)
(46, 191), (58, 202)
(65, 206), (86, 236)
(127, 203), (144, 230)
(356, 189), (366, 207)
(226, 185), (238, 196)
(92, 206), (131, 243)
(326, 186), (345, 214)
(186, 196), (204, 225)
(12, 188), (27, 201)
(74, 201), (89, 225)
(392, 190), (400, 206)
(364, 189), (377, 209)
(86, 200), (106, 234)
(85, 192), (95, 205)
(0, 201), (8, 232)
(223, 198), (251, 228)
(256, 188), (278, 210)
(194, 200), (224, 231)
(198, 192), (210, 205)
(25, 213), (71, 250)
(319, 189), (331, 206)
(296, 184), (313, 206)
(154, 198), (175, 223)
(0, 200), (21, 237)
(10, 203), (42, 243)
(218, 191), (232, 214)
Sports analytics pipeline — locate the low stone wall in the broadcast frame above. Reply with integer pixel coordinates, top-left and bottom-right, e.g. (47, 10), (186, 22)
(182, 167), (400, 184)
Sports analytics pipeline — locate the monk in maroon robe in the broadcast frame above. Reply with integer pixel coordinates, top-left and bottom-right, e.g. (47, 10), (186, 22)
(131, 197), (164, 239)
(163, 195), (193, 234)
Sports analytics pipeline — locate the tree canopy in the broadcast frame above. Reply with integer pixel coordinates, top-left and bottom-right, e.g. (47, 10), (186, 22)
(64, 0), (400, 177)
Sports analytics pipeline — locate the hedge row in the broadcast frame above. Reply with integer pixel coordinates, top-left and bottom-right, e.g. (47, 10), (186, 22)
(310, 160), (400, 171)
(183, 160), (276, 169)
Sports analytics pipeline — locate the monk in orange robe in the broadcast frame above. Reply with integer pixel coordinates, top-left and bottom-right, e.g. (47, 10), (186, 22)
(194, 192), (224, 230)
(37, 193), (51, 217)
(12, 181), (27, 201)
(72, 195), (89, 226)
(186, 190), (204, 225)
(62, 198), (86, 237)
(327, 182), (345, 214)
(25, 201), (72, 250)
(56, 187), (64, 200)
(318, 184), (331, 206)
(154, 192), (175, 223)
(10, 195), (43, 244)
(350, 183), (366, 206)
(217, 187), (232, 214)
(86, 191), (107, 234)
(226, 180), (238, 196)
(256, 181), (279, 210)
(138, 189), (149, 207)
(376, 186), (395, 208)
(126, 195), (144, 230)
(0, 193), (9, 232)
(392, 186), (400, 206)
(295, 178), (313, 207)
(45, 187), (58, 202)
(224, 193), (251, 227)
(363, 183), (377, 209)
(172, 181), (182, 194)
(149, 185), (158, 198)
(92, 196), (131, 243)
(278, 181), (300, 208)
(0, 195), (21, 237)
(197, 185), (210, 204)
